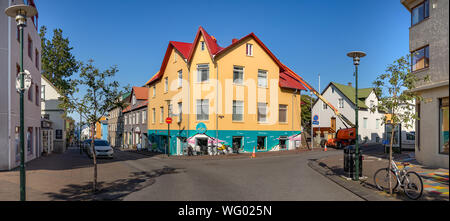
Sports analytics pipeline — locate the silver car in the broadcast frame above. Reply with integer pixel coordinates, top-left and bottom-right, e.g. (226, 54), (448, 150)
(85, 139), (114, 159)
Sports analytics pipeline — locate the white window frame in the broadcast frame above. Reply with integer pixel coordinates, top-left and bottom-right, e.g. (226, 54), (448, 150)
(160, 107), (164, 123)
(164, 77), (168, 93)
(279, 104), (288, 123)
(258, 70), (268, 88)
(232, 100), (244, 122)
(233, 66), (244, 85)
(338, 98), (344, 108)
(152, 108), (155, 124)
(246, 43), (253, 56)
(153, 86), (156, 98)
(178, 102), (182, 123)
(258, 102), (268, 123)
(196, 99), (209, 121)
(197, 64), (210, 83)
(178, 70), (183, 88)
(201, 41), (206, 51)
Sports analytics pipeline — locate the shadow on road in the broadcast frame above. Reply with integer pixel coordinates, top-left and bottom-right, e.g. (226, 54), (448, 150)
(19, 148), (164, 172)
(44, 166), (184, 201)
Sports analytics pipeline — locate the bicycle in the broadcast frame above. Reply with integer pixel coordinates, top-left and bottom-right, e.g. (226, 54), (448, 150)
(373, 160), (423, 200)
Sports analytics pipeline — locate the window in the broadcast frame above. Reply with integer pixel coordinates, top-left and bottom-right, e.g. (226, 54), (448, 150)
(257, 136), (266, 150)
(279, 104), (288, 123)
(27, 127), (33, 154)
(153, 86), (156, 98)
(363, 117), (368, 129)
(35, 49), (39, 70)
(28, 35), (32, 60)
(178, 102), (182, 122)
(55, 129), (63, 139)
(142, 111), (146, 124)
(41, 85), (45, 101)
(201, 41), (206, 51)
(258, 70), (267, 88)
(370, 100), (375, 109)
(406, 133), (415, 141)
(439, 97), (449, 155)
(160, 107), (164, 123)
(233, 66), (244, 84)
(132, 95), (136, 105)
(246, 43), (253, 56)
(322, 102), (328, 110)
(411, 0), (429, 26)
(196, 99), (209, 121)
(164, 77), (168, 93)
(412, 46), (429, 71)
(152, 108), (156, 124)
(197, 64), (209, 82)
(279, 136), (288, 149)
(338, 98), (344, 108)
(28, 82), (33, 101)
(136, 112), (140, 125)
(233, 100), (244, 121)
(35, 85), (39, 106)
(168, 103), (173, 117)
(178, 70), (183, 88)
(258, 102), (267, 123)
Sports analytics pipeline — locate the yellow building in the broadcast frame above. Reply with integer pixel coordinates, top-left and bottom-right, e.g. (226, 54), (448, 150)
(146, 27), (307, 155)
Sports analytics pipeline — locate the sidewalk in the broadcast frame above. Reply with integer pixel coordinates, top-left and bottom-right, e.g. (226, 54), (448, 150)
(0, 147), (162, 201)
(310, 145), (449, 201)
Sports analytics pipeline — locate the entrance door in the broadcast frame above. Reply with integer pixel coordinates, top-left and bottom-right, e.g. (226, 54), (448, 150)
(232, 137), (243, 151)
(331, 117), (336, 132)
(257, 136), (266, 150)
(196, 138), (208, 155)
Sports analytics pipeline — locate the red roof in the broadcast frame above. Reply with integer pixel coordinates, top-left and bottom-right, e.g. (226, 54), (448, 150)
(132, 87), (149, 100)
(146, 26), (307, 91)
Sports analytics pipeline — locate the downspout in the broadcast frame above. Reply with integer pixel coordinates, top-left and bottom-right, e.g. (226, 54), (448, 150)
(293, 89), (297, 132)
(214, 56), (219, 143)
(187, 59), (190, 141)
(8, 0), (12, 170)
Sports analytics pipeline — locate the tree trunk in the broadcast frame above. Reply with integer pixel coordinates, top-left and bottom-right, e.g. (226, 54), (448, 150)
(388, 123), (396, 195)
(90, 123), (98, 192)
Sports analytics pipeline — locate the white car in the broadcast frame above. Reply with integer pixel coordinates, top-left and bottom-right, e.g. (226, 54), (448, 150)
(85, 139), (114, 159)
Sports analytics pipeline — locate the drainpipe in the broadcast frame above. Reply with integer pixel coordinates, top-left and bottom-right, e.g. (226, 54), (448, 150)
(293, 89), (297, 132)
(7, 0), (12, 170)
(215, 57), (219, 144)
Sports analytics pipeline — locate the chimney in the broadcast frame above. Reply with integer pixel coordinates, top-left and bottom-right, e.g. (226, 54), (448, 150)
(232, 38), (239, 44)
(211, 36), (217, 43)
(348, 82), (352, 87)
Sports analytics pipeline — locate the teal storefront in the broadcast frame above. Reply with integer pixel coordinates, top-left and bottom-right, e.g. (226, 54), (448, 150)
(148, 125), (301, 156)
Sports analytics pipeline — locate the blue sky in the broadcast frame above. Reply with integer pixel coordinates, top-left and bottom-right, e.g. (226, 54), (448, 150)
(36, 0), (411, 120)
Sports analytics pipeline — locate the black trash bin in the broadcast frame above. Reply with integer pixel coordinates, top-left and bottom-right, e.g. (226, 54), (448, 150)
(343, 145), (363, 178)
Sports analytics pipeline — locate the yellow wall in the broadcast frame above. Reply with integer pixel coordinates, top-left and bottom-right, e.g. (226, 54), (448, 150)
(147, 33), (302, 132)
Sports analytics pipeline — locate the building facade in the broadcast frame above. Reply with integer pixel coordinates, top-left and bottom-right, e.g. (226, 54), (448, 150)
(123, 87), (149, 149)
(40, 76), (67, 153)
(107, 92), (130, 148)
(0, 0), (42, 170)
(311, 82), (385, 144)
(146, 27), (306, 155)
(401, 0), (449, 168)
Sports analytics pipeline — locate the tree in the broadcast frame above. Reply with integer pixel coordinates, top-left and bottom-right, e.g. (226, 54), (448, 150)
(371, 54), (429, 195)
(301, 94), (312, 134)
(64, 59), (125, 192)
(39, 26), (80, 98)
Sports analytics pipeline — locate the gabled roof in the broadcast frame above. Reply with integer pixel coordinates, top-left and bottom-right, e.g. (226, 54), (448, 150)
(146, 26), (307, 91)
(122, 100), (148, 113)
(131, 87), (149, 101)
(313, 82), (374, 109)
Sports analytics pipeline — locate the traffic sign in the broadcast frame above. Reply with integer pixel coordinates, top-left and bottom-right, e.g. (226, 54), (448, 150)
(312, 121), (319, 125)
(166, 117), (173, 124)
(313, 115), (319, 121)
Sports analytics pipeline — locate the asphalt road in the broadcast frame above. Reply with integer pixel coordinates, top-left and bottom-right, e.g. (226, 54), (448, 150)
(116, 150), (363, 201)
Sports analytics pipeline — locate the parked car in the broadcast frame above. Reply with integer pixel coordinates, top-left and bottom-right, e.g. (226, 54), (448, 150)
(84, 139), (114, 159)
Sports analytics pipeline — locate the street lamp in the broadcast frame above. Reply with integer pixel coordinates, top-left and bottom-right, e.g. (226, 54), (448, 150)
(5, 4), (38, 201)
(347, 51), (366, 181)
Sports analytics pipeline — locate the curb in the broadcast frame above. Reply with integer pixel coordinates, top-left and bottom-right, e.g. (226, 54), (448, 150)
(308, 159), (396, 201)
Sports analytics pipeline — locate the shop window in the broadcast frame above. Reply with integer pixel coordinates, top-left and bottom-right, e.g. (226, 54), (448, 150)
(257, 136), (266, 150)
(279, 136), (288, 149)
(439, 97), (449, 155)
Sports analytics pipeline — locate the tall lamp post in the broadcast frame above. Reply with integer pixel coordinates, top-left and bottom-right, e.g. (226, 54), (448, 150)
(5, 4), (38, 201)
(347, 51), (366, 181)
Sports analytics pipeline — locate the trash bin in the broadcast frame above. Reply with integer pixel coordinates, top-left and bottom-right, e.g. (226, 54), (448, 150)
(343, 145), (363, 178)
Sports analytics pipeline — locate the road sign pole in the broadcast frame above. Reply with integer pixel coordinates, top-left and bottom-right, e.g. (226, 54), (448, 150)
(19, 23), (25, 202)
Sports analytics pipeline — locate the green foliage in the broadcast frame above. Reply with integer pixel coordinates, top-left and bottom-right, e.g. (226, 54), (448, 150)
(370, 54), (429, 129)
(39, 26), (80, 99)
(301, 94), (312, 133)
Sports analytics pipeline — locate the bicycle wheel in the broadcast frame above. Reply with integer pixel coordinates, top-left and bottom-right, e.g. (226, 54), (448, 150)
(402, 171), (423, 200)
(374, 168), (399, 191)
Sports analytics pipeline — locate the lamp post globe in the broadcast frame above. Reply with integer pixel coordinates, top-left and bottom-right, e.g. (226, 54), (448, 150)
(4, 4), (38, 202)
(347, 51), (366, 181)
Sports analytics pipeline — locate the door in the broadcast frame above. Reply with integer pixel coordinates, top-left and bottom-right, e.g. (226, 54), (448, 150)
(232, 137), (243, 151)
(331, 117), (336, 132)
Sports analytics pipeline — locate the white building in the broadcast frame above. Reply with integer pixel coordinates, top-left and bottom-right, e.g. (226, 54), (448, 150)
(0, 0), (42, 170)
(40, 76), (67, 153)
(311, 82), (385, 143)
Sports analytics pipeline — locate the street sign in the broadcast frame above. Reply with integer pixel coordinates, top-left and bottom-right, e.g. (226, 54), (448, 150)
(313, 115), (319, 121)
(312, 121), (319, 125)
(15, 70), (32, 92)
(166, 117), (173, 124)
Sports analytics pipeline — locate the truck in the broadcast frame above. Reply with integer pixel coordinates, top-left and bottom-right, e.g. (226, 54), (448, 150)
(282, 65), (356, 149)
